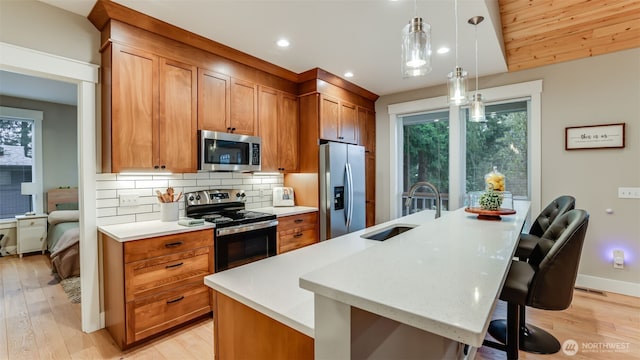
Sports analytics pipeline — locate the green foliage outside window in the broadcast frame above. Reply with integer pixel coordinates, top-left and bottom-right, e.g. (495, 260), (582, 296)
(402, 101), (529, 201)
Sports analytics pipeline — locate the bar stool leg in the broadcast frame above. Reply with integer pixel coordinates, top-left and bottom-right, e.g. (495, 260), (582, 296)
(506, 302), (520, 360)
(489, 307), (561, 354)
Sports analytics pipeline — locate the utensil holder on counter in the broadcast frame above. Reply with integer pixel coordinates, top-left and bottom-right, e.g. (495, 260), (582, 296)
(160, 202), (179, 222)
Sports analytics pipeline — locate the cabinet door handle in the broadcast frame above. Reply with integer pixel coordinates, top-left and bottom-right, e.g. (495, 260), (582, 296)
(164, 241), (184, 248)
(294, 233), (303, 238)
(165, 262), (184, 269)
(294, 219), (304, 223)
(154, 165), (160, 169)
(166, 296), (185, 304)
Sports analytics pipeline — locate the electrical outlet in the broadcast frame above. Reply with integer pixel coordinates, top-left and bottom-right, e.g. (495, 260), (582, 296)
(618, 187), (640, 199)
(119, 193), (140, 206)
(613, 250), (624, 269)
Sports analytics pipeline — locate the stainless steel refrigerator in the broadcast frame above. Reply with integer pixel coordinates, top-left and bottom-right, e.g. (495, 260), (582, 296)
(319, 142), (366, 241)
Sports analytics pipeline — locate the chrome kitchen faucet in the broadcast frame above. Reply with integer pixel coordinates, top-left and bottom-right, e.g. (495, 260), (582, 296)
(405, 182), (442, 218)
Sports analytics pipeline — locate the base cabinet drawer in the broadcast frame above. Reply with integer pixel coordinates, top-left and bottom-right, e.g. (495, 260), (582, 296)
(277, 211), (319, 254)
(125, 249), (211, 301)
(279, 229), (318, 254)
(128, 283), (211, 343)
(124, 230), (213, 262)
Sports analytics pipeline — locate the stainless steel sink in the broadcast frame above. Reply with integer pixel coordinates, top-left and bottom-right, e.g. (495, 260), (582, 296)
(360, 224), (417, 241)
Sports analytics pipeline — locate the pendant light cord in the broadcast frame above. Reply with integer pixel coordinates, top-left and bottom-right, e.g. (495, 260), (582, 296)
(454, 0), (459, 67)
(474, 23), (478, 96)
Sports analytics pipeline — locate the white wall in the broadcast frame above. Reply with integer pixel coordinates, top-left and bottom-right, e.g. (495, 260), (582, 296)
(0, 0), (99, 65)
(96, 172), (284, 226)
(376, 48), (640, 295)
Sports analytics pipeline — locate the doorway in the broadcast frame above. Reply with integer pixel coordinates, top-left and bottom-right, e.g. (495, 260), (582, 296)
(0, 41), (100, 332)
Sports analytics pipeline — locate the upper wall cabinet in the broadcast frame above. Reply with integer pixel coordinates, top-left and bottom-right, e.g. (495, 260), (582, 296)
(197, 69), (230, 133)
(319, 95), (358, 145)
(104, 43), (197, 173)
(230, 78), (258, 135)
(198, 73), (257, 136)
(357, 106), (375, 153)
(258, 86), (299, 172)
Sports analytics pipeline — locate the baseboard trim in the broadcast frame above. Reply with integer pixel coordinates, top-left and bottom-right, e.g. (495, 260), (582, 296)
(576, 274), (640, 297)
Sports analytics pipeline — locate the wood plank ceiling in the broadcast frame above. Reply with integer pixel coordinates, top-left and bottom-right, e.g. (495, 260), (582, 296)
(499, 0), (640, 71)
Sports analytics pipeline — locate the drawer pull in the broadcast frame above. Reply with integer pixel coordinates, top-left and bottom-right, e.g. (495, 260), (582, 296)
(166, 296), (185, 304)
(294, 233), (303, 238)
(294, 219), (304, 223)
(164, 241), (184, 248)
(165, 262), (184, 269)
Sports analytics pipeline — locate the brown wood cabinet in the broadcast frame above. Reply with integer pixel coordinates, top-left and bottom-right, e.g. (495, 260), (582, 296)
(258, 86), (299, 172)
(102, 229), (214, 349)
(277, 211), (318, 254)
(197, 69), (230, 132)
(214, 292), (313, 359)
(358, 107), (376, 226)
(319, 94), (358, 144)
(103, 43), (197, 173)
(230, 78), (258, 135)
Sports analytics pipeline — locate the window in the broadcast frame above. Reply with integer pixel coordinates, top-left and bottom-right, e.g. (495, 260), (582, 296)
(402, 109), (450, 214)
(388, 80), (542, 219)
(464, 100), (529, 199)
(0, 107), (43, 219)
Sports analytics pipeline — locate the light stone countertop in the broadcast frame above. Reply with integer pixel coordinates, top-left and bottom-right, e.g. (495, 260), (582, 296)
(250, 206), (318, 217)
(97, 220), (215, 242)
(204, 209), (440, 337)
(205, 202), (529, 344)
(300, 201), (530, 347)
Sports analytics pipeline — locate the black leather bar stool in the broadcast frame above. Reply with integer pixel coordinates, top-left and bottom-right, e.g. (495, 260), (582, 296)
(515, 195), (575, 260)
(484, 209), (589, 359)
(508, 195), (576, 350)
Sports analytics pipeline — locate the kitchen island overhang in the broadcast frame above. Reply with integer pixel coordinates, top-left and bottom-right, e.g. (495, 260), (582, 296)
(204, 202), (530, 359)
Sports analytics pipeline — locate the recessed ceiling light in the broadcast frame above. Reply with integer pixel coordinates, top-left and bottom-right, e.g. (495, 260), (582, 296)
(344, 72), (354, 78)
(277, 39), (290, 47)
(437, 47), (450, 54)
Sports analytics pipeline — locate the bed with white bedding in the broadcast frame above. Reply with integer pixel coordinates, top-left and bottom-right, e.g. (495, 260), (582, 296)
(46, 189), (80, 279)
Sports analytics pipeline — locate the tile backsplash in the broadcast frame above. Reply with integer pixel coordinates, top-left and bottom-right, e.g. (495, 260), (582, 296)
(96, 172), (283, 226)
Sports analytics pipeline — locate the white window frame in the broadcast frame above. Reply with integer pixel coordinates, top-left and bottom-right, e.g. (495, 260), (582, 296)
(388, 80), (542, 220)
(0, 106), (44, 216)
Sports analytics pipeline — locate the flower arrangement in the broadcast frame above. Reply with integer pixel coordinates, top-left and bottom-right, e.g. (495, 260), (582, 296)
(479, 189), (503, 210)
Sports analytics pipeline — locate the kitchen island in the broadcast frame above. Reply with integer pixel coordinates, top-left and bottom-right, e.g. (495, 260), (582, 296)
(204, 202), (529, 359)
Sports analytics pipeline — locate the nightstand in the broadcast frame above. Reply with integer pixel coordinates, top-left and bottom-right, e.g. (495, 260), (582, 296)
(15, 214), (48, 258)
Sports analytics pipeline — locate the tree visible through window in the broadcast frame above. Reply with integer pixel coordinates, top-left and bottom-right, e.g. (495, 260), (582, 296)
(466, 101), (528, 198)
(401, 99), (530, 214)
(402, 110), (450, 213)
(0, 117), (34, 219)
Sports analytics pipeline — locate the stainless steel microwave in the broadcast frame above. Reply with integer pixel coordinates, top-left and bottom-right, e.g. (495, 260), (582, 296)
(198, 130), (261, 172)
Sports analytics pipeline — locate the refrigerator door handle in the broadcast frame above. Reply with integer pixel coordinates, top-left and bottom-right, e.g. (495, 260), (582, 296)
(346, 162), (354, 229)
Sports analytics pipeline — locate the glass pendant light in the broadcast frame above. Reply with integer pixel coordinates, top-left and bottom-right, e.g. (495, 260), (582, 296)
(447, 0), (468, 105)
(401, 0), (431, 77)
(469, 16), (486, 122)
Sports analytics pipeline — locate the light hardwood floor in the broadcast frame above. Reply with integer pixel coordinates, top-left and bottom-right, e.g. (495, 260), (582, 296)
(1, 254), (638, 359)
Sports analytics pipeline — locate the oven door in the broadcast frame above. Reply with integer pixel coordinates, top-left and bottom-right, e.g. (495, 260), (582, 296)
(215, 219), (278, 272)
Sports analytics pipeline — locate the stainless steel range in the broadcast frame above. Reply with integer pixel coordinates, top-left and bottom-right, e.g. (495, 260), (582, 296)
(185, 189), (277, 272)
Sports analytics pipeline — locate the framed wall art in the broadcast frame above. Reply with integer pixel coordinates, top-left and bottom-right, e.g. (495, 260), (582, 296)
(565, 123), (625, 150)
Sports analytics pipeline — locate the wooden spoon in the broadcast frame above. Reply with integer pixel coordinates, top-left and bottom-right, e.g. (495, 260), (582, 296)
(156, 190), (165, 203)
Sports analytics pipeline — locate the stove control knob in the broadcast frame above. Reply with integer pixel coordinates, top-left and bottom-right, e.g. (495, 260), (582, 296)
(195, 195), (201, 200)
(236, 192), (241, 198)
(240, 193), (246, 198)
(188, 195), (195, 201)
